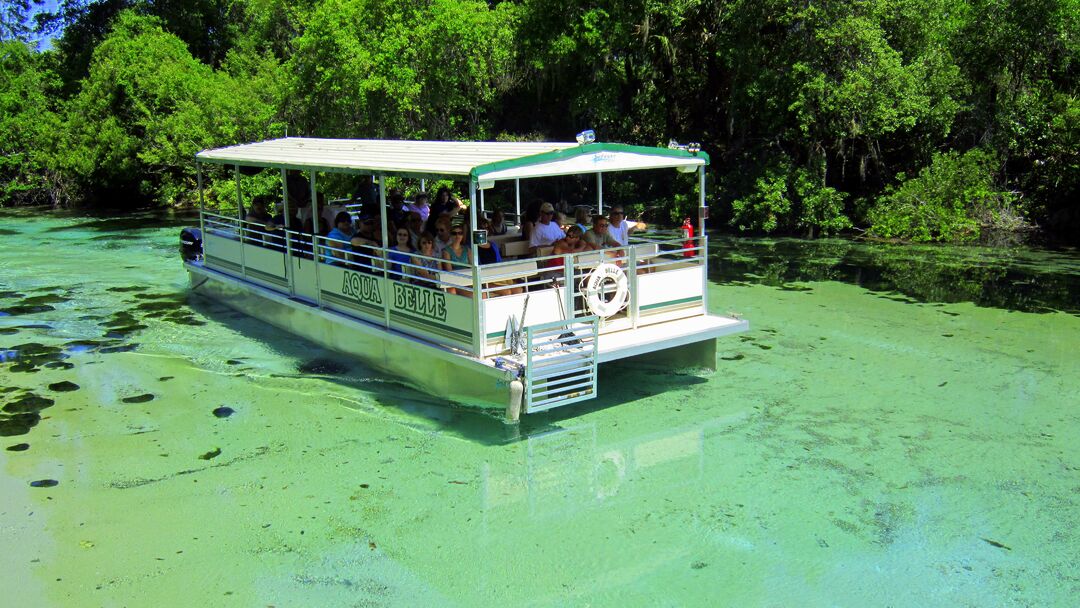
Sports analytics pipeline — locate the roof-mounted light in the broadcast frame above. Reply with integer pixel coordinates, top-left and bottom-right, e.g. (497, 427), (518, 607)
(576, 130), (596, 145)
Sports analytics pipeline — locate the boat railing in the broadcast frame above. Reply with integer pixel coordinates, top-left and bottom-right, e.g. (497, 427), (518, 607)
(197, 210), (708, 357)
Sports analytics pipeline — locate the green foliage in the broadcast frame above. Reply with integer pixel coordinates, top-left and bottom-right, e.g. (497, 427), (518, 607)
(0, 0), (1075, 243)
(868, 148), (1020, 242)
(286, 0), (517, 139)
(56, 10), (283, 205)
(729, 157), (850, 236)
(0, 40), (61, 205)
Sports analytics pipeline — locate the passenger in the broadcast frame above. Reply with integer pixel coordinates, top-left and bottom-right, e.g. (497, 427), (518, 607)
(528, 201), (565, 256)
(388, 188), (407, 224)
(405, 192), (431, 222)
(349, 215), (381, 275)
(521, 199), (542, 242)
(583, 214), (621, 250)
(320, 193), (349, 231)
(243, 199), (278, 246)
(387, 226), (414, 281)
(488, 208), (508, 235)
(432, 215), (454, 256)
(573, 207), (591, 235)
(441, 224), (471, 297)
(431, 187), (464, 220)
(408, 233), (441, 289)
(607, 206), (647, 247)
(405, 211), (424, 249)
(323, 211), (355, 264)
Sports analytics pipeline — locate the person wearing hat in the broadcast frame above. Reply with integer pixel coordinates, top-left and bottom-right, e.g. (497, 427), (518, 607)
(529, 201), (566, 256)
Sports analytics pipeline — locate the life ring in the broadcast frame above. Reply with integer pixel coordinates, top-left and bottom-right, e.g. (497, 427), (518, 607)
(582, 263), (629, 318)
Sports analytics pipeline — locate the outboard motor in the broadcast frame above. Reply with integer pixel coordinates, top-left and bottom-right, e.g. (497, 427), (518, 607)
(180, 227), (202, 261)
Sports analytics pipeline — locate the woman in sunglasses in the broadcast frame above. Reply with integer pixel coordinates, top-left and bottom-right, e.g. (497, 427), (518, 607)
(387, 226), (414, 281)
(409, 234), (441, 289)
(441, 224), (472, 297)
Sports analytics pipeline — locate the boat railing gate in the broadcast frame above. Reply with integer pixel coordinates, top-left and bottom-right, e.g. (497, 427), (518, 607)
(524, 315), (599, 413)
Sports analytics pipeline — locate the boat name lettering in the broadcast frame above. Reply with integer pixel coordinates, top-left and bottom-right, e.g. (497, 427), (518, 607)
(341, 271), (383, 306)
(393, 283), (446, 321)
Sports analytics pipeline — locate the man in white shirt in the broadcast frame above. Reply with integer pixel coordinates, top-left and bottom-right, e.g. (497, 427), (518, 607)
(529, 201), (565, 256)
(607, 206), (647, 247)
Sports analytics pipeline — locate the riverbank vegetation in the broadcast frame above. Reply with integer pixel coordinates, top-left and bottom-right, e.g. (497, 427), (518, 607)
(1, 0), (1077, 243)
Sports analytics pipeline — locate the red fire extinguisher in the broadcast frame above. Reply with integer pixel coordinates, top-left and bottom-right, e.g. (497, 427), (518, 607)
(681, 217), (694, 257)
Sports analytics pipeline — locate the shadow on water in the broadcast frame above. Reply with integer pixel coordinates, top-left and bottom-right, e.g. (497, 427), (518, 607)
(185, 296), (707, 446)
(710, 236), (1080, 316)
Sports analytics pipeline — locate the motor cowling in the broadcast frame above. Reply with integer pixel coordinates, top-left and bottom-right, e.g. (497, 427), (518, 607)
(180, 227), (203, 261)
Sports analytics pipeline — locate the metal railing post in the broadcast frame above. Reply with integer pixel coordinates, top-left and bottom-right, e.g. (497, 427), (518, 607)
(563, 254), (574, 319)
(629, 246), (639, 328)
(197, 163), (205, 247)
(311, 171), (322, 308)
(597, 173), (603, 214)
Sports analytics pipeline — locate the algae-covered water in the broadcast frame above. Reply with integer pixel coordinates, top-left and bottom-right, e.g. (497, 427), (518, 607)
(2, 209), (1078, 606)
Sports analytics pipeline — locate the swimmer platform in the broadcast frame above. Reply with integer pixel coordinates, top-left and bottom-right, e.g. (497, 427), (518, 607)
(183, 137), (748, 420)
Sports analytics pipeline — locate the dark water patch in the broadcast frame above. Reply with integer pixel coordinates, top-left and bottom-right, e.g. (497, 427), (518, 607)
(720, 354), (745, 361)
(711, 237), (1080, 316)
(212, 406), (235, 418)
(101, 344), (138, 353)
(6, 442), (30, 451)
(20, 293), (69, 306)
(159, 376), (174, 381)
(0, 412), (41, 436)
(1, 304), (55, 316)
(65, 339), (110, 352)
(29, 479), (58, 488)
(44, 361), (75, 370)
(225, 359), (244, 366)
(982, 537), (1012, 551)
(199, 447), (222, 460)
(49, 381), (80, 392)
(0, 328), (18, 335)
(132, 292), (180, 300)
(297, 358), (351, 375)
(101, 311), (139, 328)
(0, 291), (24, 299)
(1, 343), (68, 373)
(121, 393), (155, 404)
(0, 228), (19, 236)
(3, 394), (55, 414)
(106, 286), (148, 293)
(134, 300), (185, 313)
(163, 312), (205, 326)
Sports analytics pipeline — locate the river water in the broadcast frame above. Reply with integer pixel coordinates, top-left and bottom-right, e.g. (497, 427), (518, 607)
(2, 209), (1078, 606)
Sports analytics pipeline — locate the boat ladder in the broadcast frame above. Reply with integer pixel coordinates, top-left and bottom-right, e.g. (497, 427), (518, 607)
(523, 316), (599, 413)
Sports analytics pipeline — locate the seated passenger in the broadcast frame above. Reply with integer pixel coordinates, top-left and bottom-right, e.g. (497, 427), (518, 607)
(408, 233), (441, 289)
(545, 225), (594, 272)
(388, 226), (414, 281)
(583, 214), (621, 250)
(432, 215), (454, 256)
(323, 211), (355, 264)
(488, 209), (508, 235)
(405, 192), (430, 222)
(573, 207), (591, 235)
(405, 211), (424, 249)
(607, 206), (647, 247)
(441, 224), (471, 297)
(349, 215), (381, 275)
(528, 202), (565, 256)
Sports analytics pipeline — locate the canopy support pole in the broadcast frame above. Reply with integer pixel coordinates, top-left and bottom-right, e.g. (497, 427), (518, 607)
(698, 165), (708, 313)
(469, 179), (482, 355)
(514, 179), (521, 219)
(236, 165), (246, 275)
(311, 170), (321, 308)
(196, 163), (205, 243)
(379, 175), (391, 329)
(597, 173), (603, 214)
(281, 168), (294, 297)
